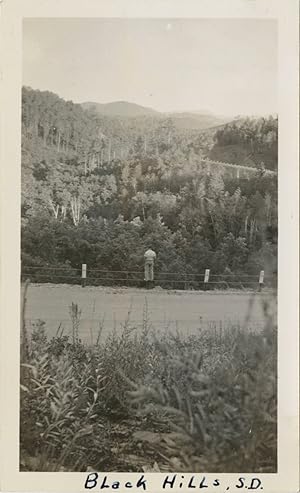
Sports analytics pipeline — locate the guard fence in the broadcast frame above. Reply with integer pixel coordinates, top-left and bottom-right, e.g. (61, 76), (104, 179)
(21, 265), (276, 291)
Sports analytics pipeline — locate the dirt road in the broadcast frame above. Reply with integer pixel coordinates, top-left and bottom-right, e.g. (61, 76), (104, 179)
(23, 284), (276, 342)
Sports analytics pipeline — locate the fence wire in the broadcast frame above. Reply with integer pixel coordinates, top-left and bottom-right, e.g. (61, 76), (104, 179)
(21, 266), (276, 290)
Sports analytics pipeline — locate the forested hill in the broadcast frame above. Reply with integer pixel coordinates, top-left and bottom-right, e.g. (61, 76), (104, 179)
(208, 117), (278, 170)
(22, 87), (278, 171)
(21, 87), (278, 280)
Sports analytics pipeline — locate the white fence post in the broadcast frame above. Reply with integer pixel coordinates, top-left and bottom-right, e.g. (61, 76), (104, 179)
(259, 270), (264, 291)
(82, 263), (87, 287)
(204, 269), (210, 289)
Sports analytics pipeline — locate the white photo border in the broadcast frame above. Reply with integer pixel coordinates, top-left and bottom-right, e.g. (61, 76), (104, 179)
(0, 1), (298, 492)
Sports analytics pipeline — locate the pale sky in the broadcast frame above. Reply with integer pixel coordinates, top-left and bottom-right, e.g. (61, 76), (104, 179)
(23, 18), (277, 116)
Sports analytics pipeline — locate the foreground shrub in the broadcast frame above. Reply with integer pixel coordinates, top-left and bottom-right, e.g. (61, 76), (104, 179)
(20, 309), (277, 472)
(128, 328), (276, 472)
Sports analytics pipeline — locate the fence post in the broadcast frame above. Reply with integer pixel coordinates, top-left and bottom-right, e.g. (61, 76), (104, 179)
(82, 263), (87, 287)
(204, 269), (210, 290)
(259, 270), (264, 291)
(184, 273), (188, 290)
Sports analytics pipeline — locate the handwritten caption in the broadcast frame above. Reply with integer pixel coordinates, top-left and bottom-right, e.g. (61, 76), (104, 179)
(84, 473), (263, 491)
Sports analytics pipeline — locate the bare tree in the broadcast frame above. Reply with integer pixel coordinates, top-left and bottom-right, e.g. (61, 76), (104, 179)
(49, 200), (60, 219)
(61, 205), (67, 220)
(70, 196), (81, 226)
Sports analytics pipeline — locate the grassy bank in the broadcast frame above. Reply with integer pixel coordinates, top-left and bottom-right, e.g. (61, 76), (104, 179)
(20, 304), (277, 473)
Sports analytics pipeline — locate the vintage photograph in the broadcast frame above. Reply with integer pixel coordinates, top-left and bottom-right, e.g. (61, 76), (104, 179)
(20, 18), (278, 473)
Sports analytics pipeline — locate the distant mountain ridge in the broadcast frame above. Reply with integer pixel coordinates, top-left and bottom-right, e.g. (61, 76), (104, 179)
(166, 112), (230, 130)
(81, 100), (231, 130)
(81, 101), (159, 118)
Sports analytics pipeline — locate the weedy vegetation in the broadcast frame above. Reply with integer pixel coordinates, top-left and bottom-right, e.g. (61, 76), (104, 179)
(20, 293), (277, 473)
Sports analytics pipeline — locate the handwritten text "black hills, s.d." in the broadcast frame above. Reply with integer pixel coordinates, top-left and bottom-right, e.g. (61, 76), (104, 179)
(84, 473), (263, 491)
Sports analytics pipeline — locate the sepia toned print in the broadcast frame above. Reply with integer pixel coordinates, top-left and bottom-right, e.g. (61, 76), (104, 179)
(20, 18), (278, 473)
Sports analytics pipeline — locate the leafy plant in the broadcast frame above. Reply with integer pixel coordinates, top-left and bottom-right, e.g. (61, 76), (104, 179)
(20, 302), (277, 472)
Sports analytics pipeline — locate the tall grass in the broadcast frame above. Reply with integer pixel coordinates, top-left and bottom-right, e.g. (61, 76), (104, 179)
(20, 299), (277, 472)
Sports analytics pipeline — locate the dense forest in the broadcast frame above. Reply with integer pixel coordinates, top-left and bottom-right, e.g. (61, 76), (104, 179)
(21, 87), (278, 284)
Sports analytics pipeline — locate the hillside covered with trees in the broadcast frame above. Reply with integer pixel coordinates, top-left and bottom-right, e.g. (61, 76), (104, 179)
(21, 87), (278, 284)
